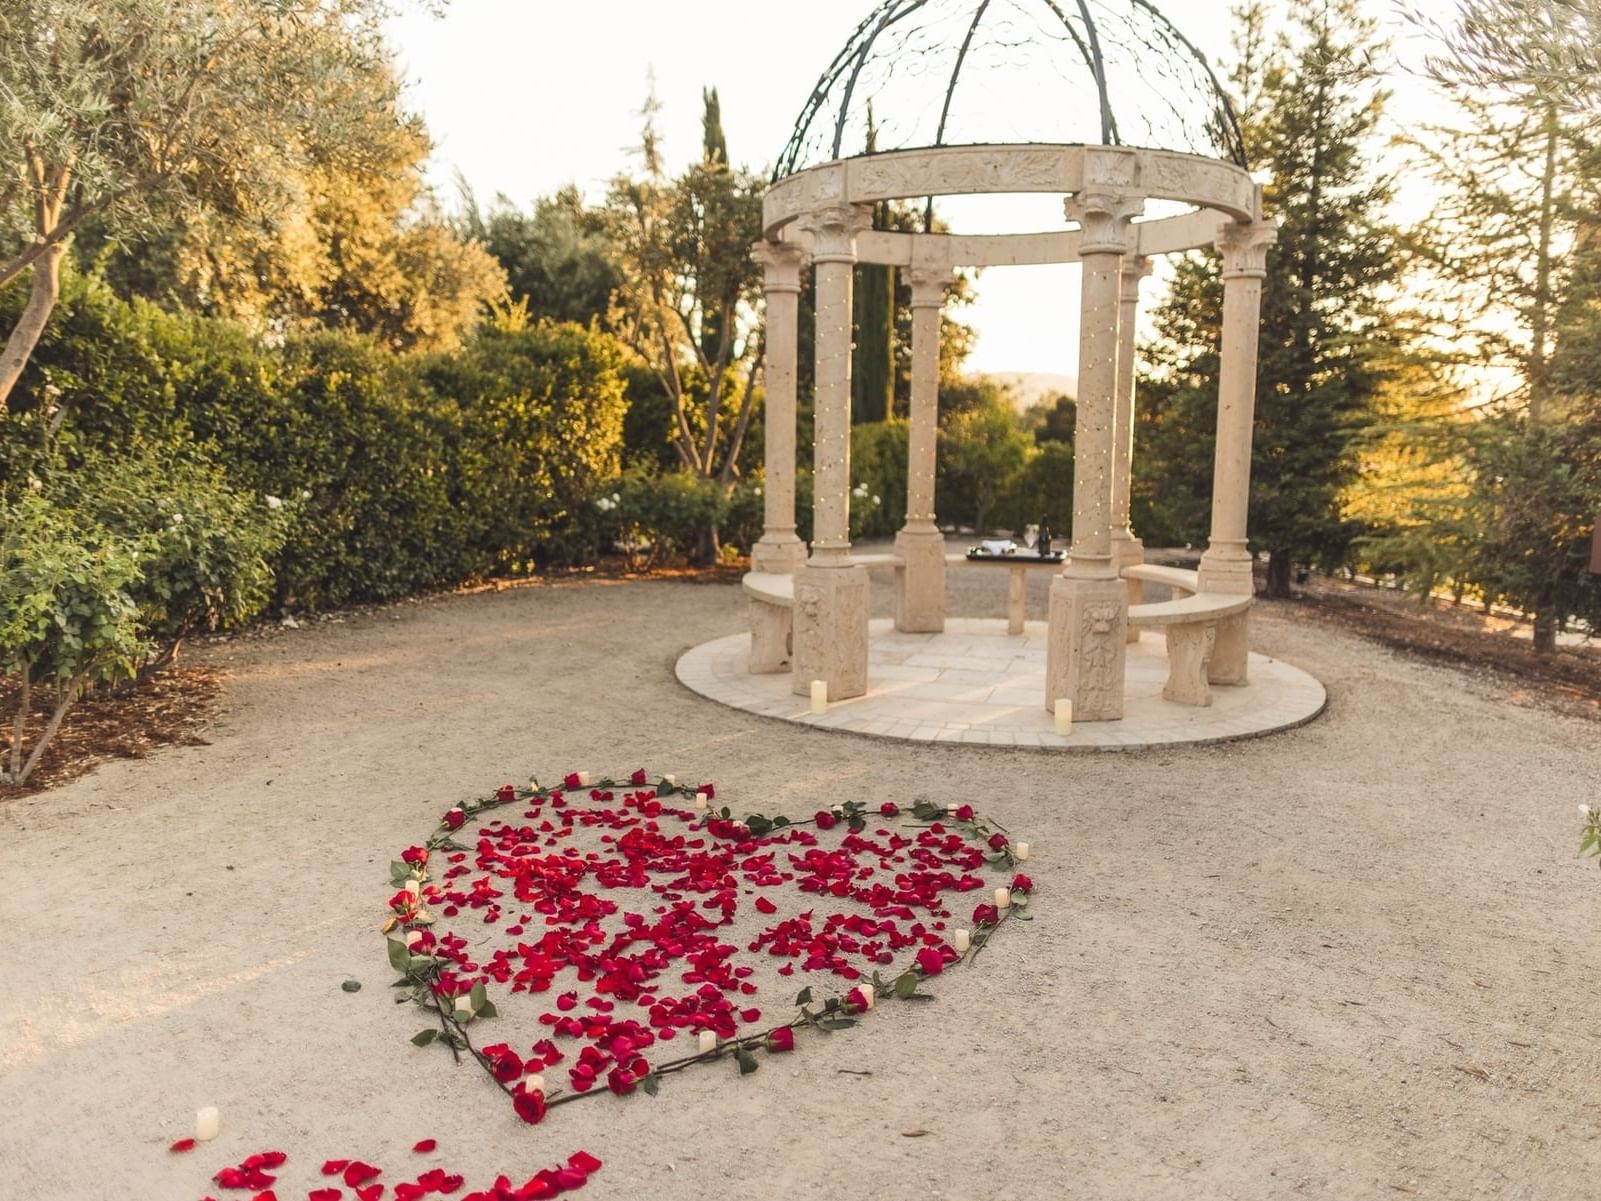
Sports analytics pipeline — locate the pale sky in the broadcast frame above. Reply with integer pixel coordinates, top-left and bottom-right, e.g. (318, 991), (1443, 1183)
(385, 0), (1457, 377)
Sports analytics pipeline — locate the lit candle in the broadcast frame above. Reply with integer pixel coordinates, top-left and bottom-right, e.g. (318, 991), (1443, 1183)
(195, 1106), (220, 1142)
(809, 680), (827, 715)
(576, 771), (591, 787)
(1053, 698), (1073, 736)
(860, 983), (875, 1010)
(698, 1030), (717, 1054)
(995, 887), (1012, 910)
(1015, 842), (1030, 861)
(694, 791), (709, 809)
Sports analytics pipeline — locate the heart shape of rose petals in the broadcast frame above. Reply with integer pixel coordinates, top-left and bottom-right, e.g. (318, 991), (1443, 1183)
(383, 773), (1035, 1132)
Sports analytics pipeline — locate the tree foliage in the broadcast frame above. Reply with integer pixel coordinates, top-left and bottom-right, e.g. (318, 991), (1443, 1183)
(1139, 0), (1405, 595)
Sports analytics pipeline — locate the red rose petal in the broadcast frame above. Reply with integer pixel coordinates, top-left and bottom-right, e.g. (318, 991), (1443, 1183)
(754, 896), (777, 914)
(344, 1161), (382, 1188)
(569, 1151), (603, 1174)
(322, 1160), (351, 1176)
(411, 1139), (437, 1154)
(310, 1191), (343, 1201)
(169, 1138), (196, 1153)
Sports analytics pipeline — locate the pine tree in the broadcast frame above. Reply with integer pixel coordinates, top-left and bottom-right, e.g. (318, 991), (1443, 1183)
(1137, 0), (1404, 596)
(1416, 0), (1601, 648)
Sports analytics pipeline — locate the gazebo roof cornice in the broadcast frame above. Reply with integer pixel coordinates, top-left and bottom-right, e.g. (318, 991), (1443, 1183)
(762, 143), (1258, 240)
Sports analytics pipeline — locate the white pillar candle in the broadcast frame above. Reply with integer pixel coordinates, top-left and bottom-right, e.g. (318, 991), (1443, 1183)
(860, 983), (875, 1010)
(953, 929), (971, 953)
(454, 998), (472, 1018)
(1053, 698), (1073, 736)
(524, 1074), (545, 1093)
(946, 803), (958, 816)
(695, 791), (709, 809)
(404, 879), (420, 897)
(995, 887), (1012, 910)
(809, 679), (827, 715)
(576, 771), (590, 787)
(1015, 842), (1030, 861)
(663, 774), (675, 786)
(405, 929), (423, 948)
(698, 1030), (717, 1054)
(195, 1106), (220, 1142)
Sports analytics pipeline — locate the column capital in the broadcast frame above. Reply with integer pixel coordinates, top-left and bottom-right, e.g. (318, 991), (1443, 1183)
(1119, 255), (1153, 301)
(905, 265), (948, 309)
(750, 240), (808, 292)
(795, 203), (873, 264)
(1215, 219), (1278, 280)
(1065, 191), (1144, 255)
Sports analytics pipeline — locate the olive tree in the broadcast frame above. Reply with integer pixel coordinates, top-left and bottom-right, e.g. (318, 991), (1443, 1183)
(0, 0), (405, 408)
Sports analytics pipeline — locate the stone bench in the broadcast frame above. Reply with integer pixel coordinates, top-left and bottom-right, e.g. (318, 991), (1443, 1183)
(1126, 585), (1251, 706)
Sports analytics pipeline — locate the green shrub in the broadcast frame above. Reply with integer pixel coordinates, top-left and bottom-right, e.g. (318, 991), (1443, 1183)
(422, 320), (629, 570)
(850, 420), (908, 539)
(994, 441), (1076, 539)
(53, 449), (290, 665)
(0, 494), (147, 786)
(596, 470), (725, 569)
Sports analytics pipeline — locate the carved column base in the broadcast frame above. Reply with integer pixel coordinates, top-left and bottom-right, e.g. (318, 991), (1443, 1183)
(1209, 610), (1250, 685)
(792, 563), (870, 701)
(1163, 623), (1216, 706)
(751, 534), (808, 575)
(1112, 533), (1145, 643)
(748, 600), (792, 674)
(893, 528), (946, 633)
(1045, 576), (1127, 721)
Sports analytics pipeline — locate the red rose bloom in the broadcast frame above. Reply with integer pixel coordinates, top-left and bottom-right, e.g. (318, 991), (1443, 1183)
(954, 804), (975, 821)
(766, 1027), (795, 1052)
(630, 768), (648, 786)
(479, 1042), (524, 1083)
(513, 1083), (548, 1125)
(815, 810), (837, 830)
(1011, 873), (1033, 893)
(845, 987), (870, 1012)
(879, 801), (899, 817)
(699, 783), (716, 800)
(562, 772), (582, 790)
(400, 846), (428, 866)
(442, 807), (466, 830)
(495, 784), (515, 802)
(988, 832), (1009, 850)
(915, 947), (946, 976)
(972, 903), (999, 926)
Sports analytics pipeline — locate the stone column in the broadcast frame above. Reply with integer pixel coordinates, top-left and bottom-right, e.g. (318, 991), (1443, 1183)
(1197, 218), (1278, 685)
(894, 264), (948, 633)
(750, 240), (809, 576)
(1046, 189), (1142, 720)
(793, 203), (874, 701)
(1111, 256), (1153, 641)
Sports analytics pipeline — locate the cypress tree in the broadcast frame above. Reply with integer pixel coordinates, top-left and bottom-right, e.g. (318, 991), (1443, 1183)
(852, 106), (895, 424)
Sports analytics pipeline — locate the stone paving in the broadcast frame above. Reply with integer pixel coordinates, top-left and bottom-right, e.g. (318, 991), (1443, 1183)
(676, 617), (1327, 750)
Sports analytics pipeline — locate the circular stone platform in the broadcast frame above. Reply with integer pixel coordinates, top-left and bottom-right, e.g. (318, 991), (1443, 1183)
(676, 618), (1326, 751)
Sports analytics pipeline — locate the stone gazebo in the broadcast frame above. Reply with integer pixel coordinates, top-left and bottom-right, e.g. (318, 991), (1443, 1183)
(681, 0), (1323, 746)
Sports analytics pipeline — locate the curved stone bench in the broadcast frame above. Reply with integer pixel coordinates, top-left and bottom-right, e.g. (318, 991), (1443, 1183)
(743, 571), (797, 673)
(1121, 563), (1201, 595)
(1127, 589), (1251, 706)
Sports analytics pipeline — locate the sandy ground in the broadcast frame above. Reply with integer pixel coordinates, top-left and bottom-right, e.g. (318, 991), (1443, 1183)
(1, 566), (1599, 1201)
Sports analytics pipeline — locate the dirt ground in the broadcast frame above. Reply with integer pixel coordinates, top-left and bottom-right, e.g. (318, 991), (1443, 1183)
(2, 567), (1598, 1201)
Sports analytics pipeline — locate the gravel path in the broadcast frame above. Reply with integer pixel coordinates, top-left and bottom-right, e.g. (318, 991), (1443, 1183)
(1, 569), (1597, 1201)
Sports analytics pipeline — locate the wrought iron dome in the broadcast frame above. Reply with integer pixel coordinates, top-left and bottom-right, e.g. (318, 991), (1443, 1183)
(773, 0), (1246, 182)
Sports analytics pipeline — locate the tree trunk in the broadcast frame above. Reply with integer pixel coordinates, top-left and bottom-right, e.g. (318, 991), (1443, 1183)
(1266, 551), (1293, 598)
(0, 242), (64, 410)
(1532, 611), (1557, 654)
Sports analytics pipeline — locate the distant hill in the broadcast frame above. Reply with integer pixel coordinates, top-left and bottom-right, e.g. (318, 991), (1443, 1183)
(981, 372), (1078, 414)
